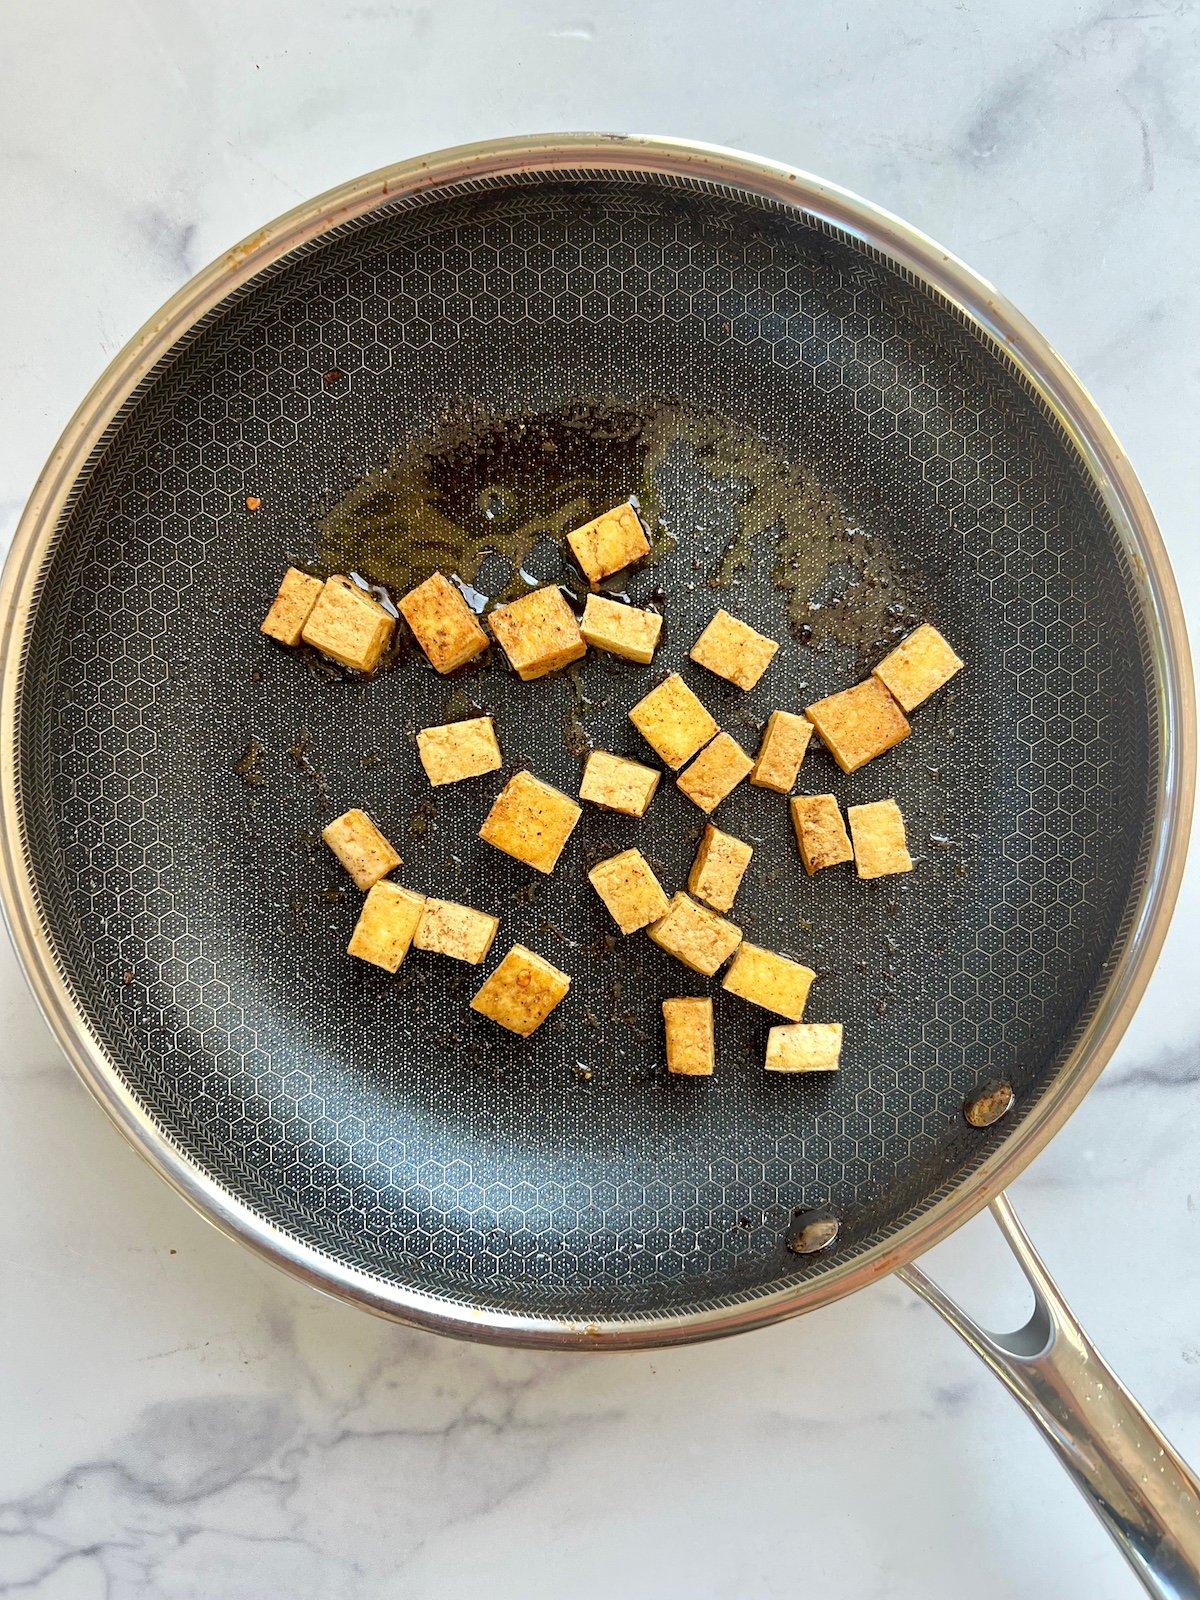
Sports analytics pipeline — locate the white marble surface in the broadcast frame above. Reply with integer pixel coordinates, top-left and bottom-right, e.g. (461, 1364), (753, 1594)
(2, 3), (1198, 1596)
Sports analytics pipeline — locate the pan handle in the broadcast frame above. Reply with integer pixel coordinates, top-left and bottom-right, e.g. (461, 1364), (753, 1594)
(898, 1193), (1200, 1600)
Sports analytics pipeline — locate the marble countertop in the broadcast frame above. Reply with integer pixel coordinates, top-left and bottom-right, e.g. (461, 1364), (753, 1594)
(2, 4), (1198, 1596)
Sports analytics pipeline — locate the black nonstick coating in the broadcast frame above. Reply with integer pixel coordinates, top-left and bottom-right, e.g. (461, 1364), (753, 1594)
(16, 172), (1154, 1324)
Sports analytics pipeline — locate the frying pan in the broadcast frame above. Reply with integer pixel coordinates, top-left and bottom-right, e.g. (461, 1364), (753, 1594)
(1, 135), (1197, 1593)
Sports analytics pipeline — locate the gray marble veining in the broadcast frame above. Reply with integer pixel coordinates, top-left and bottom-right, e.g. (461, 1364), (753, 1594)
(1, 2), (1198, 1596)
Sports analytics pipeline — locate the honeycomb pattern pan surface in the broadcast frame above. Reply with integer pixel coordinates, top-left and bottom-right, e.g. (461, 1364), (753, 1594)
(0, 138), (1191, 1347)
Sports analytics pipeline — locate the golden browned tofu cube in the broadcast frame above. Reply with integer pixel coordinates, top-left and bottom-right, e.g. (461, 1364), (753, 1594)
(722, 943), (815, 1021)
(750, 710), (813, 793)
(873, 623), (964, 711)
(566, 501), (650, 588)
(588, 849), (671, 934)
(689, 609), (780, 691)
(479, 770), (582, 874)
(676, 731), (753, 814)
(790, 794), (852, 875)
(347, 881), (426, 972)
(804, 678), (910, 774)
(663, 998), (715, 1077)
(397, 572), (489, 674)
(471, 944), (570, 1036)
(847, 798), (914, 880)
(648, 893), (742, 977)
(261, 567), (324, 647)
(322, 808), (402, 890)
(488, 585), (586, 681)
(765, 1021), (843, 1073)
(687, 823), (753, 913)
(628, 674), (719, 770)
(302, 576), (395, 673)
(579, 750), (661, 818)
(417, 716), (502, 786)
(580, 594), (663, 664)
(413, 897), (500, 964)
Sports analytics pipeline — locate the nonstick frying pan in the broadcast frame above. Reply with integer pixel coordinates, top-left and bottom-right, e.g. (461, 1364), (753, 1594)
(1, 136), (1197, 1594)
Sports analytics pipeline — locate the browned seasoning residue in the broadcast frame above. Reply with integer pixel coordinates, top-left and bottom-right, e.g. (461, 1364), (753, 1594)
(289, 730), (331, 807)
(407, 799), (437, 839)
(233, 740), (265, 788)
(318, 397), (922, 669)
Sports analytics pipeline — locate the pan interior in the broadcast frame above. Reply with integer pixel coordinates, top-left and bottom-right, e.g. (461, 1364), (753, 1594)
(15, 173), (1153, 1323)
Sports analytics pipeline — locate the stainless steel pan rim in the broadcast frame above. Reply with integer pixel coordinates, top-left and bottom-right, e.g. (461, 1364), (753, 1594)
(0, 132), (1193, 1350)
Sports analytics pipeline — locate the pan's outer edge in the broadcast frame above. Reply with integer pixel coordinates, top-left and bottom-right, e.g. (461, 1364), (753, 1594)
(0, 133), (1193, 1350)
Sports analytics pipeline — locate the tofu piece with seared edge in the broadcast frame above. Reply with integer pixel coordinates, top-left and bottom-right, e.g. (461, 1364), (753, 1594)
(566, 501), (650, 588)
(261, 567), (324, 647)
(588, 849), (671, 934)
(414, 898), (500, 964)
(766, 1022), (843, 1073)
(629, 674), (718, 769)
(722, 943), (815, 1021)
(648, 893), (742, 977)
(488, 585), (586, 681)
(579, 751), (661, 818)
(804, 678), (910, 773)
(479, 770), (582, 874)
(873, 623), (963, 712)
(347, 882), (426, 972)
(790, 794), (853, 875)
(580, 594), (662, 664)
(397, 572), (489, 674)
(751, 710), (813, 793)
(471, 944), (570, 1035)
(663, 998), (715, 1077)
(676, 731), (753, 814)
(690, 609), (779, 691)
(848, 798), (913, 880)
(322, 808), (402, 890)
(302, 576), (395, 673)
(417, 716), (502, 786)
(687, 824), (753, 913)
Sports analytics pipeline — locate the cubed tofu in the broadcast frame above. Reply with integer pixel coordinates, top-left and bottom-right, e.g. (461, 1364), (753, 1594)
(579, 750), (661, 818)
(750, 710), (813, 793)
(873, 623), (964, 711)
(765, 1021), (843, 1073)
(347, 881), (426, 972)
(397, 572), (489, 674)
(663, 998), (715, 1077)
(471, 944), (570, 1035)
(261, 567), (324, 647)
(322, 808), (402, 890)
(676, 731), (753, 814)
(588, 849), (671, 934)
(629, 674), (719, 770)
(687, 824), (753, 913)
(689, 610), (780, 691)
(790, 794), (853, 875)
(417, 716), (502, 786)
(847, 798), (914, 880)
(722, 943), (815, 1021)
(804, 678), (910, 773)
(479, 770), (582, 874)
(648, 893), (742, 977)
(580, 594), (663, 664)
(414, 897), (500, 964)
(302, 576), (395, 673)
(488, 585), (586, 681)
(566, 501), (650, 588)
